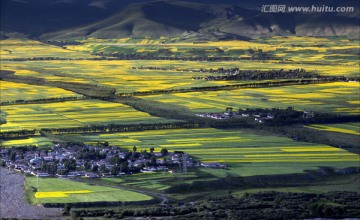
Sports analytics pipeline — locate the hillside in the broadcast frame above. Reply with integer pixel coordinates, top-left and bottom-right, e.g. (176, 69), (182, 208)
(1, 0), (359, 40)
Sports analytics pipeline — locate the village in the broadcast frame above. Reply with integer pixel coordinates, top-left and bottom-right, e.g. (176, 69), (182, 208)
(0, 143), (226, 178)
(196, 107), (315, 123)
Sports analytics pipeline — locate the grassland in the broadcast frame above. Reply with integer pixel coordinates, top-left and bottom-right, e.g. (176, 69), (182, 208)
(26, 177), (152, 204)
(0, 99), (179, 132)
(0, 80), (83, 103)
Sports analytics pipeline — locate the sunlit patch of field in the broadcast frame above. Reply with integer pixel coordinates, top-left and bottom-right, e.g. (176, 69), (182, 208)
(305, 123), (360, 135)
(0, 100), (178, 132)
(26, 177), (152, 204)
(0, 80), (83, 103)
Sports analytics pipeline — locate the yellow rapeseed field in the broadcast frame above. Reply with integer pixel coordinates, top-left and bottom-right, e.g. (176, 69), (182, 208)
(35, 190), (92, 198)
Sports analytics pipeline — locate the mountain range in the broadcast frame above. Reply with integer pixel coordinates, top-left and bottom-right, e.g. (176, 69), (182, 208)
(1, 0), (359, 40)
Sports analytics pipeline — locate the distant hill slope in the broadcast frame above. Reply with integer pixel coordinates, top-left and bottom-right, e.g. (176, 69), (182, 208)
(1, 0), (359, 40)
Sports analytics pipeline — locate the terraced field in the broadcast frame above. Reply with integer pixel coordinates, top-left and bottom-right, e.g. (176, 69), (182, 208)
(0, 100), (179, 132)
(144, 82), (360, 114)
(26, 177), (152, 204)
(0, 80), (83, 103)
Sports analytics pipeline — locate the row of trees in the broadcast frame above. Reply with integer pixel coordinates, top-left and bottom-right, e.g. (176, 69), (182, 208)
(0, 122), (200, 139)
(69, 191), (360, 219)
(0, 96), (84, 106)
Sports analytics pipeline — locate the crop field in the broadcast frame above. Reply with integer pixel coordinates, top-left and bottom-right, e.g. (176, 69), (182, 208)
(144, 82), (360, 114)
(1, 36), (359, 199)
(63, 128), (359, 177)
(0, 39), (91, 59)
(305, 123), (360, 135)
(67, 37), (360, 65)
(0, 137), (53, 147)
(26, 177), (152, 204)
(253, 36), (360, 65)
(0, 80), (83, 103)
(0, 100), (178, 132)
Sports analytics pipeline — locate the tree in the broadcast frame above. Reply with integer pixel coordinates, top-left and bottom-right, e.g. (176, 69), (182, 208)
(63, 204), (71, 216)
(10, 152), (16, 161)
(150, 147), (155, 153)
(100, 164), (107, 173)
(161, 148), (168, 156)
(110, 166), (120, 175)
(133, 146), (137, 152)
(92, 164), (99, 172)
(84, 161), (91, 170)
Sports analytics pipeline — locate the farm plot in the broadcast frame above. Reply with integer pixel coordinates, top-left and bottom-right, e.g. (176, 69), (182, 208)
(0, 39), (91, 59)
(26, 177), (152, 204)
(0, 137), (53, 148)
(0, 100), (178, 132)
(305, 123), (360, 135)
(0, 80), (83, 103)
(253, 36), (360, 65)
(67, 128), (359, 176)
(0, 60), (244, 94)
(2, 55), (358, 97)
(143, 82), (360, 114)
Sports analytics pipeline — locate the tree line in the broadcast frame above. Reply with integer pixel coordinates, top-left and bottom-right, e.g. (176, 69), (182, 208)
(68, 191), (360, 219)
(0, 122), (200, 139)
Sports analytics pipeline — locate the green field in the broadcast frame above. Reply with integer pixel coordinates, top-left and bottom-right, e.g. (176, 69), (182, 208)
(26, 177), (152, 204)
(0, 99), (180, 132)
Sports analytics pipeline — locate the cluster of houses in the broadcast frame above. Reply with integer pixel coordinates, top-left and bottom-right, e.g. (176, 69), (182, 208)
(196, 113), (232, 120)
(0, 144), (227, 178)
(196, 107), (315, 123)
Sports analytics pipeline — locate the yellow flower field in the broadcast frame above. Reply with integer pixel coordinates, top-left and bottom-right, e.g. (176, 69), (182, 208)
(35, 190), (92, 198)
(305, 123), (360, 135)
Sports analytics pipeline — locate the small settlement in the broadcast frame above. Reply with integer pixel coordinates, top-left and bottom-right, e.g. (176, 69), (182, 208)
(0, 144), (226, 178)
(196, 107), (315, 123)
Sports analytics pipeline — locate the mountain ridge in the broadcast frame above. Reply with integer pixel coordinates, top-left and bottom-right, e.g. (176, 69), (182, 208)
(1, 0), (359, 40)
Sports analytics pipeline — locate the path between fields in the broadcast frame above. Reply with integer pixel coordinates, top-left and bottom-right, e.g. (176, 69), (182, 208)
(0, 167), (62, 219)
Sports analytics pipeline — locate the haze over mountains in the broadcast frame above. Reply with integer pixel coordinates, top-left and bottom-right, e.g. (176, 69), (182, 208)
(1, 0), (359, 40)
